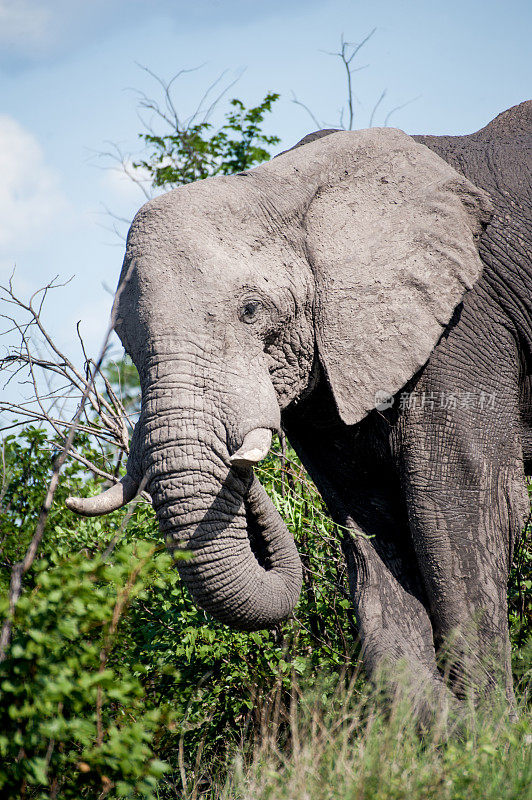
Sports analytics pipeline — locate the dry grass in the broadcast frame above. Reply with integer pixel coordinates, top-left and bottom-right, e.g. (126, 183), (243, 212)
(211, 669), (532, 800)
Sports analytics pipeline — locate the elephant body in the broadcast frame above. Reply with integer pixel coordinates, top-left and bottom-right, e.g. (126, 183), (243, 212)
(68, 101), (531, 717)
(285, 102), (532, 707)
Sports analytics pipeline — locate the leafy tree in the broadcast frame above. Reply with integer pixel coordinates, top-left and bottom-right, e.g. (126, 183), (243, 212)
(133, 92), (281, 189)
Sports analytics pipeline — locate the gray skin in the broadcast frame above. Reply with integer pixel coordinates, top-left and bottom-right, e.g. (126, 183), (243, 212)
(67, 101), (531, 715)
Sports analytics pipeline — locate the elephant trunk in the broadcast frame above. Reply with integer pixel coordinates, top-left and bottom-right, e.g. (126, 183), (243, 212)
(139, 386), (302, 630)
(67, 344), (302, 629)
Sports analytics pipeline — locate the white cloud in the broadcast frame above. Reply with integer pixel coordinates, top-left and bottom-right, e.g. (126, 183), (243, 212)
(0, 0), (53, 54)
(0, 115), (66, 254)
(0, 1), (155, 65)
(0, 0), (316, 69)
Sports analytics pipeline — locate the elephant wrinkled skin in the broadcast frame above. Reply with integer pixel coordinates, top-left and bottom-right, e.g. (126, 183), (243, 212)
(68, 101), (532, 717)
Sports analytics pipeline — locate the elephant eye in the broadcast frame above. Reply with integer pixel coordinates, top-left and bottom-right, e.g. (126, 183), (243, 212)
(239, 299), (263, 323)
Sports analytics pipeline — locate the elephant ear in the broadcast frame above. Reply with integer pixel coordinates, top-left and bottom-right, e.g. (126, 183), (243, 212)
(305, 128), (493, 426)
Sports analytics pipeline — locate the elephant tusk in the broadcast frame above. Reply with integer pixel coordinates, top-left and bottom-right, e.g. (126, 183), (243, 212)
(229, 428), (272, 467)
(65, 475), (140, 517)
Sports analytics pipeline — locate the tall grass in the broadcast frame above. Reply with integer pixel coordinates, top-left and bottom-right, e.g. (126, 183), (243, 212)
(222, 674), (531, 800)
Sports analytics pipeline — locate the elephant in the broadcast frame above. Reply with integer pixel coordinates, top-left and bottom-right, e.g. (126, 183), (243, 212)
(67, 100), (531, 717)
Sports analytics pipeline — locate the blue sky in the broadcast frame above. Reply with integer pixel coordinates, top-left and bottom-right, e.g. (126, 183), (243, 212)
(1, 0), (530, 404)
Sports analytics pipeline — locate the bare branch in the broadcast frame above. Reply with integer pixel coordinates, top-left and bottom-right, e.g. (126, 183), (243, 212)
(290, 92), (323, 130)
(133, 63), (206, 131)
(369, 89), (387, 128)
(291, 29), (377, 132)
(95, 64), (249, 239)
(330, 29), (376, 129)
(0, 277), (135, 489)
(188, 69), (244, 127)
(0, 270), (130, 660)
(95, 141), (153, 202)
(383, 94), (422, 127)
(291, 29), (417, 134)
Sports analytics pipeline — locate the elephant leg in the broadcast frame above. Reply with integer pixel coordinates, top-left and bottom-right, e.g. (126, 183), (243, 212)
(284, 400), (457, 721)
(339, 466), (457, 722)
(395, 314), (530, 706)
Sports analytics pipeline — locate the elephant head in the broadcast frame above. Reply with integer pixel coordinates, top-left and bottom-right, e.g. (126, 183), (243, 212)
(66, 128), (492, 630)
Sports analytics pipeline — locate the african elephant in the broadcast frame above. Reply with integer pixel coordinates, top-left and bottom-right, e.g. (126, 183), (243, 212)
(67, 101), (531, 716)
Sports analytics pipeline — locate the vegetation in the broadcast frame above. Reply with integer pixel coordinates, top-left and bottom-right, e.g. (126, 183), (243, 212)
(0, 426), (360, 797)
(0, 428), (530, 798)
(133, 91), (281, 188)
(1, 70), (530, 798)
(228, 676), (532, 800)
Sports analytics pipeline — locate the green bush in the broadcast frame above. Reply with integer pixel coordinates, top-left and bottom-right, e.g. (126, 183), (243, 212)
(0, 429), (357, 796)
(0, 428), (530, 798)
(0, 543), (179, 798)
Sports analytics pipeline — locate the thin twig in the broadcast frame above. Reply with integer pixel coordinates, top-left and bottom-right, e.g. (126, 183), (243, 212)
(0, 277), (137, 483)
(369, 89), (386, 128)
(326, 29), (376, 129)
(383, 94), (422, 127)
(0, 270), (134, 660)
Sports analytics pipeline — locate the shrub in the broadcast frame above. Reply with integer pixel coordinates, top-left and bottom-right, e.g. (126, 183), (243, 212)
(0, 428), (530, 798)
(0, 430), (357, 796)
(0, 542), (178, 798)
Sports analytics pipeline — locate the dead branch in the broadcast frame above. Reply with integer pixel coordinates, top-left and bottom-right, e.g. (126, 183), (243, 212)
(0, 278), (135, 484)
(290, 92), (323, 130)
(291, 30), (418, 131)
(327, 29), (376, 130)
(94, 65), (246, 239)
(0, 273), (130, 660)
(383, 95), (422, 127)
(95, 141), (153, 202)
(369, 89), (387, 128)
